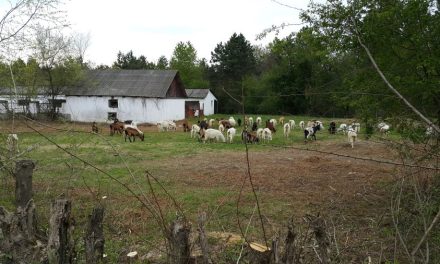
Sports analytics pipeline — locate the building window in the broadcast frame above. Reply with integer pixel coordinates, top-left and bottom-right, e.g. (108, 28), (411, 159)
(108, 99), (118, 108)
(18, 99), (30, 106)
(49, 99), (66, 108)
(108, 112), (117, 120)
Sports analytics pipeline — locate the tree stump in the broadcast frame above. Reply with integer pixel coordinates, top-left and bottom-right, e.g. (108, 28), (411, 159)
(283, 219), (297, 264)
(14, 160), (35, 208)
(197, 212), (212, 264)
(85, 206), (105, 264)
(0, 200), (45, 263)
(47, 198), (74, 264)
(310, 216), (330, 264)
(169, 218), (191, 264)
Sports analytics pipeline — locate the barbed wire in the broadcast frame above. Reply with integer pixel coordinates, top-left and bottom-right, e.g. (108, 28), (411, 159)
(261, 143), (439, 171)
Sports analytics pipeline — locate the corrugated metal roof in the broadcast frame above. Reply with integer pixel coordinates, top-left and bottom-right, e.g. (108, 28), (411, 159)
(66, 69), (182, 98)
(0, 86), (46, 95)
(185, 89), (210, 98)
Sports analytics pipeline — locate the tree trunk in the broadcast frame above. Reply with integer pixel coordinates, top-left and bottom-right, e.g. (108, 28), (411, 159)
(47, 198), (74, 264)
(310, 216), (330, 264)
(283, 219), (297, 264)
(14, 160), (35, 208)
(85, 206), (105, 264)
(197, 212), (212, 264)
(169, 218), (191, 264)
(0, 200), (45, 263)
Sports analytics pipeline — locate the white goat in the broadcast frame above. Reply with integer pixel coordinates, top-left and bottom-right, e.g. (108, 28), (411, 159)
(228, 116), (236, 127)
(7, 134), (19, 154)
(168, 121), (177, 131)
(200, 129), (226, 143)
(351, 122), (361, 133)
(248, 117), (254, 127)
(218, 124), (225, 133)
(347, 127), (357, 148)
(283, 123), (291, 138)
(256, 117), (262, 126)
(191, 124), (200, 138)
(226, 127), (236, 143)
(304, 121), (324, 141)
(288, 120), (295, 130)
(209, 119), (215, 127)
(299, 121), (305, 130)
(338, 123), (348, 135)
(256, 128), (264, 139)
(269, 118), (277, 127)
(262, 128), (273, 143)
(378, 122), (390, 134)
(157, 120), (175, 132)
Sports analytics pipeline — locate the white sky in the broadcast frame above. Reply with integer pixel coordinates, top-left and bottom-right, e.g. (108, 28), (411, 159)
(66, 0), (311, 66)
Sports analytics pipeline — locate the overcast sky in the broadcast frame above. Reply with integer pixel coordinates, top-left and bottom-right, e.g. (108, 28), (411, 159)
(66, 0), (311, 67)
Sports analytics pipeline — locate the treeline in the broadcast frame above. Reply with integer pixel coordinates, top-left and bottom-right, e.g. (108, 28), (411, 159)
(2, 0), (439, 121)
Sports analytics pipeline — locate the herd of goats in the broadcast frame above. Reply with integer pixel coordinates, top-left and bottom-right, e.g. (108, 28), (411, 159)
(104, 116), (399, 148)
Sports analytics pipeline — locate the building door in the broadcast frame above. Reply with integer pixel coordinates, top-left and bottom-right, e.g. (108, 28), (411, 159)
(185, 101), (200, 118)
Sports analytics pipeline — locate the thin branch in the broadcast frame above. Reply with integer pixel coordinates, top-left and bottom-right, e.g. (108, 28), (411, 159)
(411, 205), (440, 259)
(236, 203), (258, 263)
(270, 0), (304, 11)
(222, 86), (243, 106)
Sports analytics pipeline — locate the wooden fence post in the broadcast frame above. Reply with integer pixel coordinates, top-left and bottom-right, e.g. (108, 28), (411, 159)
(283, 219), (297, 264)
(169, 218), (191, 264)
(85, 205), (105, 264)
(14, 160), (35, 208)
(47, 198), (74, 264)
(0, 200), (42, 263)
(310, 216), (330, 264)
(198, 212), (212, 264)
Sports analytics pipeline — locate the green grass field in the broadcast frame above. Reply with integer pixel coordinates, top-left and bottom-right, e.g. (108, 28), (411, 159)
(0, 115), (413, 262)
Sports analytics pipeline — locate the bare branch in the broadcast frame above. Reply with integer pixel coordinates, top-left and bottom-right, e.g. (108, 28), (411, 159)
(411, 206), (440, 259)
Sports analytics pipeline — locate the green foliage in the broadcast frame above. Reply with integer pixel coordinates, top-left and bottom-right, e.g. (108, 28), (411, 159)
(209, 33), (256, 113)
(112, 50), (156, 69)
(156, 55), (169, 70)
(169, 41), (208, 89)
(302, 0), (440, 120)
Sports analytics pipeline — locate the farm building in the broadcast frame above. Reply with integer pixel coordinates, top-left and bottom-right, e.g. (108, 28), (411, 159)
(185, 89), (218, 117)
(60, 69), (191, 123)
(0, 87), (66, 118)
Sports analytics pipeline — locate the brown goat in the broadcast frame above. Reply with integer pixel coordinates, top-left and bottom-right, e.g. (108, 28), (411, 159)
(219, 120), (232, 129)
(92, 122), (99, 133)
(182, 120), (191, 132)
(124, 127), (144, 142)
(265, 120), (276, 133)
(110, 121), (124, 135)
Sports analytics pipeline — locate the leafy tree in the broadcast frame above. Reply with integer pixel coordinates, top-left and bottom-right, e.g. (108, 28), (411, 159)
(210, 33), (256, 113)
(112, 50), (155, 69)
(169, 41), (208, 89)
(302, 0), (440, 121)
(33, 26), (83, 118)
(156, 55), (169, 69)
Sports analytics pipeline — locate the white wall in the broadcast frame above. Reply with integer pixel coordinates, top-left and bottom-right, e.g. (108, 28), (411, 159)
(201, 91), (217, 115)
(60, 96), (185, 123)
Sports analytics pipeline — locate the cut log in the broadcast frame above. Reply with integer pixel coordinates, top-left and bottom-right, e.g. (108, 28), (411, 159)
(169, 218), (191, 264)
(14, 160), (35, 208)
(197, 212), (212, 264)
(0, 200), (45, 263)
(47, 198), (74, 264)
(84, 206), (105, 264)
